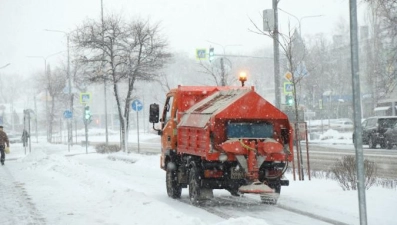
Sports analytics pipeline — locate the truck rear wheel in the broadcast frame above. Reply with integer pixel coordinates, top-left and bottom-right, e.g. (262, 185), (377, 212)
(189, 165), (213, 205)
(166, 162), (182, 199)
(189, 165), (202, 205)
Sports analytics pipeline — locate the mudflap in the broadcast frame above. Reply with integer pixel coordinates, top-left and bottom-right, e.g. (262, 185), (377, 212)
(198, 188), (214, 200)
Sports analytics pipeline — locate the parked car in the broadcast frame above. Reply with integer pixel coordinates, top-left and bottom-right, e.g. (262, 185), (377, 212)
(384, 122), (397, 149)
(331, 120), (354, 131)
(357, 116), (397, 149)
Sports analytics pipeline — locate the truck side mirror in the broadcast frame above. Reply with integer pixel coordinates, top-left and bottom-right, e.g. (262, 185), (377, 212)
(149, 103), (160, 123)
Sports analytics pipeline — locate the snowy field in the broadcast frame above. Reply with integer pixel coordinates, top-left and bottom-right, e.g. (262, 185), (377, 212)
(1, 129), (396, 225)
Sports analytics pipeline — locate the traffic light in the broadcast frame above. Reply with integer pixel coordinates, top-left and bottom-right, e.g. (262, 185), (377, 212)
(209, 47), (214, 62)
(286, 95), (294, 106)
(84, 106), (92, 123)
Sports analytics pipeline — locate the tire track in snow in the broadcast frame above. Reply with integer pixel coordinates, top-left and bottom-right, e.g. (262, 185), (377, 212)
(0, 166), (46, 225)
(179, 195), (349, 225)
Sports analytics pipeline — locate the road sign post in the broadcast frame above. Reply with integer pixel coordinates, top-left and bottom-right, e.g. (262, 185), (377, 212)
(82, 105), (92, 154)
(132, 100), (143, 153)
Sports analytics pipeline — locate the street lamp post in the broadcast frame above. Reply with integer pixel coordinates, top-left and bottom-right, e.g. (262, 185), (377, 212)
(28, 51), (63, 143)
(45, 29), (72, 152)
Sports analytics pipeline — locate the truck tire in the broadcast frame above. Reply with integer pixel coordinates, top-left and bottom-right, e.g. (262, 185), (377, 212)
(380, 141), (386, 149)
(166, 163), (182, 199)
(188, 164), (214, 205)
(369, 137), (377, 149)
(189, 165), (205, 205)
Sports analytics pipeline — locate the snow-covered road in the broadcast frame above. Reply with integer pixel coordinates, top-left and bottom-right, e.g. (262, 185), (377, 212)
(1, 135), (395, 225)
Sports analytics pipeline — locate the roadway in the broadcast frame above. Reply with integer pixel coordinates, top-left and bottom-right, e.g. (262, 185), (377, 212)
(91, 140), (397, 180)
(295, 143), (397, 180)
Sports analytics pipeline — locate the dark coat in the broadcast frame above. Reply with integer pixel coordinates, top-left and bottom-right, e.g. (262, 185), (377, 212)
(0, 129), (10, 147)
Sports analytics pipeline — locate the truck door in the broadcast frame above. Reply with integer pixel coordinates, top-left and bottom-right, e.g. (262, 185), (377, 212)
(161, 95), (177, 152)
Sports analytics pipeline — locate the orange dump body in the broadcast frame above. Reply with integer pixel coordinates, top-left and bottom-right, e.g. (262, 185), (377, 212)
(175, 87), (294, 172)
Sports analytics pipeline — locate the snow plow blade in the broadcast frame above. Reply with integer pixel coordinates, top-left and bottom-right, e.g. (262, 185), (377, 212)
(238, 182), (274, 194)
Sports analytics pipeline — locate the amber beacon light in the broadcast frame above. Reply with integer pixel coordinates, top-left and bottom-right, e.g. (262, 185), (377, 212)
(239, 72), (247, 87)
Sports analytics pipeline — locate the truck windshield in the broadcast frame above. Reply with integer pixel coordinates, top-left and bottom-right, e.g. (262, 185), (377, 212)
(227, 122), (273, 139)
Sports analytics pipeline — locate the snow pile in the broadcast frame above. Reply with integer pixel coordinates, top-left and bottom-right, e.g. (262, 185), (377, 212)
(319, 129), (352, 141)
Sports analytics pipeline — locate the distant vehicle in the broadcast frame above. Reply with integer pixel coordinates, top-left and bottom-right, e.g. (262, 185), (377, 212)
(8, 132), (22, 143)
(331, 120), (354, 131)
(357, 116), (397, 149)
(384, 122), (397, 149)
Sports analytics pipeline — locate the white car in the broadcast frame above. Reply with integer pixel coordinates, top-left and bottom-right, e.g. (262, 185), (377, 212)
(331, 120), (354, 131)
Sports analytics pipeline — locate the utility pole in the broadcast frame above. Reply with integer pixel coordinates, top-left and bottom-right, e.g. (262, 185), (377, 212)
(350, 0), (368, 224)
(272, 0), (281, 108)
(101, 0), (109, 144)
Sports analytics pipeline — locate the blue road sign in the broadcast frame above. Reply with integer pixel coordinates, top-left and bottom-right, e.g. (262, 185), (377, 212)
(63, 110), (73, 119)
(284, 82), (294, 94)
(131, 100), (143, 112)
(294, 61), (309, 78)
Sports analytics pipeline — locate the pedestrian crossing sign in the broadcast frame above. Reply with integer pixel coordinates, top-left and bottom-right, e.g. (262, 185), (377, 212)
(80, 92), (91, 104)
(196, 48), (207, 60)
(284, 82), (293, 94)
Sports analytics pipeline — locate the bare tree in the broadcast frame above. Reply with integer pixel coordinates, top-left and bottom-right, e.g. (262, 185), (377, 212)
(364, 0), (397, 98)
(196, 57), (235, 86)
(249, 18), (306, 122)
(72, 14), (170, 150)
(36, 64), (67, 142)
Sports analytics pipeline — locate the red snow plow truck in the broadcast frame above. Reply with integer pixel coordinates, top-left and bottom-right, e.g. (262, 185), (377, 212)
(149, 84), (293, 204)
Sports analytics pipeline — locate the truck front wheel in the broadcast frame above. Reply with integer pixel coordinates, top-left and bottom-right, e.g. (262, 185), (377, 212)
(166, 162), (182, 199)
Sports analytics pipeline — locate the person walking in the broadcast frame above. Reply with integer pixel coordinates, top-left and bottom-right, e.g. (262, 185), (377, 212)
(0, 125), (10, 166)
(22, 129), (29, 147)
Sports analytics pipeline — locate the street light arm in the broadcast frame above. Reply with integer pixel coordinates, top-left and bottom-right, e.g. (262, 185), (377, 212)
(0, 63), (11, 69)
(206, 40), (242, 55)
(278, 8), (324, 35)
(299, 15), (324, 28)
(27, 56), (45, 60)
(278, 8), (300, 27)
(44, 29), (68, 36)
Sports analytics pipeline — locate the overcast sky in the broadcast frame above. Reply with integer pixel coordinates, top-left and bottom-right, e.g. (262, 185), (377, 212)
(0, 0), (367, 76)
